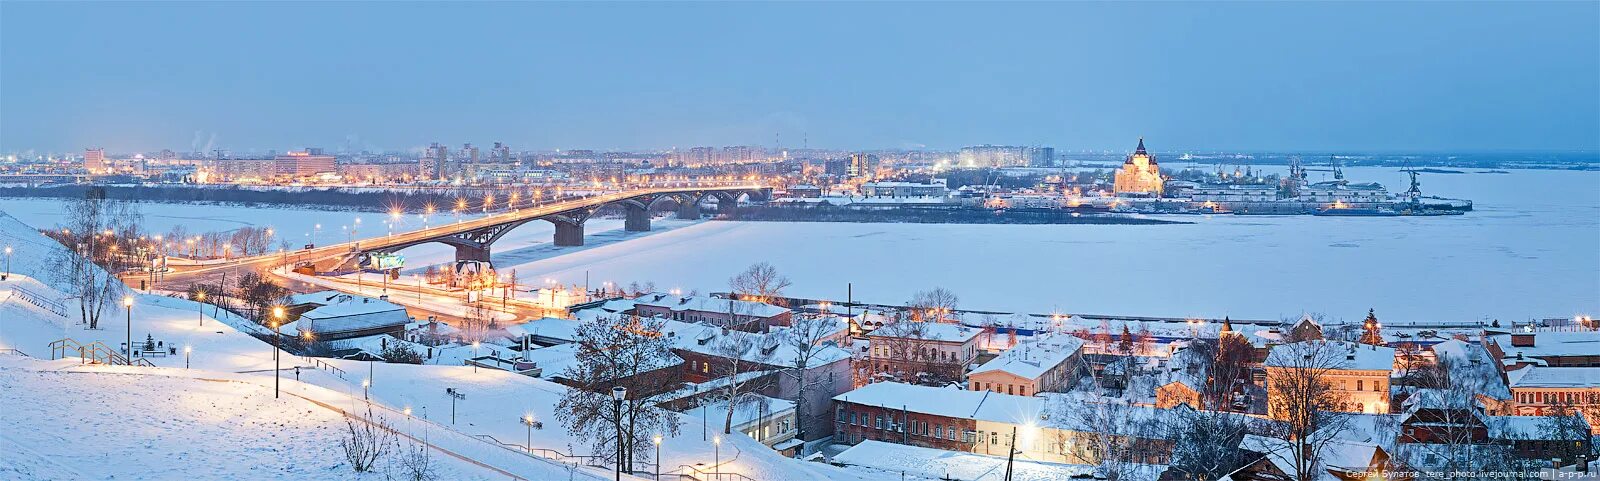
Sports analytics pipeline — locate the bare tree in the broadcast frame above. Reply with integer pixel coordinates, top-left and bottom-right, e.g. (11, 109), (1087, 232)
(46, 190), (139, 329)
(1055, 397), (1150, 480)
(706, 330), (776, 434)
(779, 315), (839, 446)
(386, 439), (438, 481)
(906, 287), (958, 323)
(1265, 341), (1353, 481)
(1398, 372), (1485, 480)
(340, 406), (396, 473)
(728, 262), (791, 305)
(1164, 409), (1257, 480)
(1540, 398), (1594, 465)
(1205, 333), (1255, 409)
(554, 315), (681, 474)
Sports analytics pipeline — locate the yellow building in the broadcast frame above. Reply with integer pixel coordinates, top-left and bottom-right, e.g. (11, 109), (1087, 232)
(1113, 138), (1164, 196)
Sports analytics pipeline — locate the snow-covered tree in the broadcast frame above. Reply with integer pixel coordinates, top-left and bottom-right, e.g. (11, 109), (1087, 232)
(1358, 308), (1384, 346)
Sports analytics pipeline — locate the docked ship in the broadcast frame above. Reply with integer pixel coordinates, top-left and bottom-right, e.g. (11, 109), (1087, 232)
(1144, 155), (1473, 216)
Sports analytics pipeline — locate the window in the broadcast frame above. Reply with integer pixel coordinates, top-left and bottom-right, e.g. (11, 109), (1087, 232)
(934, 425), (943, 438)
(1356, 403), (1364, 412)
(947, 425), (956, 440)
(991, 432), (998, 445)
(875, 415), (884, 430)
(1357, 380), (1364, 391)
(838, 407), (846, 423)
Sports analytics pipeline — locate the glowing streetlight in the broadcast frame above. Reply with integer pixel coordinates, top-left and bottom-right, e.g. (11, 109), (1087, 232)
(522, 414), (537, 454)
(713, 435), (721, 479)
(362, 378), (371, 400)
(613, 386), (628, 481)
(272, 306), (285, 398)
(184, 345), (192, 369)
(123, 296), (134, 361)
(652, 435), (663, 481)
(3, 246), (12, 280)
(195, 290), (206, 326)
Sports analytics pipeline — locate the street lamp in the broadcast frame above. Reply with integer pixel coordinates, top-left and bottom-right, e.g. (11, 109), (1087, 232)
(184, 345), (192, 369)
(195, 290), (206, 326)
(272, 306), (285, 399)
(652, 435), (663, 481)
(471, 341), (481, 373)
(613, 386), (628, 481)
(3, 246), (11, 280)
(362, 378), (371, 400)
(123, 296), (134, 360)
(713, 435), (721, 479)
(522, 414), (537, 454)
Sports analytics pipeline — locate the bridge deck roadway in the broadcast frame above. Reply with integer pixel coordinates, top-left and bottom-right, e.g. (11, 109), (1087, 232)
(145, 184), (763, 301)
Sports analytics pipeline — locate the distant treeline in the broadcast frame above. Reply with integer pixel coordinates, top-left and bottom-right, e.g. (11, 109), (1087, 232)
(0, 184), (520, 213)
(728, 204), (1185, 225)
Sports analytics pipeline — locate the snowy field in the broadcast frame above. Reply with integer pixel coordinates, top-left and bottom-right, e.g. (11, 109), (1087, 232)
(499, 166), (1599, 324)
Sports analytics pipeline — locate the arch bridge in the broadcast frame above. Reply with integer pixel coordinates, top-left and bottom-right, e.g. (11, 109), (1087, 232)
(354, 185), (768, 268)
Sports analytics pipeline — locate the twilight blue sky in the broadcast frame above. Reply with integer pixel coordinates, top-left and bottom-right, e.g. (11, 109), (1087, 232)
(2, 1), (1596, 154)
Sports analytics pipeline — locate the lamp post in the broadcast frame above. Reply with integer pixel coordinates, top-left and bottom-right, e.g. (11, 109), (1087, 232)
(471, 341), (480, 373)
(522, 415), (536, 454)
(272, 306), (284, 399)
(362, 378), (371, 400)
(196, 290), (206, 326)
(122, 296), (134, 360)
(652, 435), (662, 481)
(3, 246), (11, 280)
(713, 435), (721, 479)
(612, 386), (628, 481)
(184, 345), (192, 369)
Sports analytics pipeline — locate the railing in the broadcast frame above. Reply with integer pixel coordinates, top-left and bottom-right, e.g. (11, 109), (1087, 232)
(5, 285), (69, 318)
(308, 357), (347, 380)
(673, 463), (760, 481)
(49, 338), (155, 367)
(473, 434), (610, 468)
(0, 348), (30, 357)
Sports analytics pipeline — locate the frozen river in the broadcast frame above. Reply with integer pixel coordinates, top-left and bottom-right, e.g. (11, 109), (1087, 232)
(2, 166), (1595, 323)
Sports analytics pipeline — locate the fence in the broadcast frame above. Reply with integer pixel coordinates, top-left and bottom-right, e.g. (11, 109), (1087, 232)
(49, 338), (154, 367)
(5, 285), (69, 318)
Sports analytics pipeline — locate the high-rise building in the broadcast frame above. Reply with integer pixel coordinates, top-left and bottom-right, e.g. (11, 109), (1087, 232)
(1113, 138), (1164, 196)
(84, 148), (106, 173)
(275, 148), (336, 179)
(490, 142), (512, 164)
(422, 142), (449, 180)
(719, 145), (766, 164)
(957, 145), (1030, 167)
(847, 153), (880, 178)
(1028, 147), (1056, 167)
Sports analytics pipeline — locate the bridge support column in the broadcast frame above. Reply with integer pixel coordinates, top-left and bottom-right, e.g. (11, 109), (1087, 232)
(553, 221), (584, 246)
(677, 202), (701, 220)
(454, 244), (492, 266)
(624, 206), (651, 232)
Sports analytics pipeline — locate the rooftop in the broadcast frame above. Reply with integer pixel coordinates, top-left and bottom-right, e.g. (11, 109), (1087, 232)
(1265, 340), (1395, 372)
(633, 293), (789, 318)
(1507, 366), (1600, 389)
(970, 333), (1085, 380)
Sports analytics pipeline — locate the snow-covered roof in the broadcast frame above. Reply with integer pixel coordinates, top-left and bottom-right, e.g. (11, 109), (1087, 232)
(502, 317), (580, 343)
(831, 440), (1141, 481)
(1507, 366), (1600, 389)
(867, 321), (982, 343)
(633, 293), (789, 318)
(1429, 339), (1512, 400)
(296, 294), (409, 335)
(1265, 340), (1395, 372)
(1489, 331), (1600, 361)
(835, 382), (1027, 423)
(659, 319), (852, 369)
(680, 394), (795, 429)
(970, 333), (1084, 380)
(1238, 435), (1381, 481)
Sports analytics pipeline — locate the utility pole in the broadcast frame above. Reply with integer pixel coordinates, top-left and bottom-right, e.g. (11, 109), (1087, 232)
(1003, 426), (1017, 481)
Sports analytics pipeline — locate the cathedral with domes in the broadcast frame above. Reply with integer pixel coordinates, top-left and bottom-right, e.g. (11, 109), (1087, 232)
(1113, 138), (1164, 196)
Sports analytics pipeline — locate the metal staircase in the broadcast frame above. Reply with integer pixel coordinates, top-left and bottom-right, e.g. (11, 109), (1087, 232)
(49, 338), (155, 367)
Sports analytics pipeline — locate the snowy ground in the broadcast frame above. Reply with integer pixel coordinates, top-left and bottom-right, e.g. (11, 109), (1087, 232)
(494, 167), (1598, 324)
(0, 357), (509, 481)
